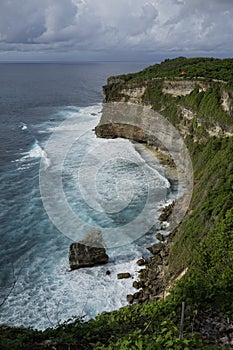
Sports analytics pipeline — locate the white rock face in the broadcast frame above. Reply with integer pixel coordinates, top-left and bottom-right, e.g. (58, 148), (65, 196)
(221, 90), (231, 112)
(162, 80), (197, 96)
(120, 86), (146, 103)
(180, 107), (195, 120)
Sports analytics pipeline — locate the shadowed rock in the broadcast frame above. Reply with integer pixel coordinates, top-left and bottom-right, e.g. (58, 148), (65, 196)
(69, 229), (109, 270)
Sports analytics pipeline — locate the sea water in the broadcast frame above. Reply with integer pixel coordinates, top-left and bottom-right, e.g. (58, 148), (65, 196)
(0, 62), (173, 330)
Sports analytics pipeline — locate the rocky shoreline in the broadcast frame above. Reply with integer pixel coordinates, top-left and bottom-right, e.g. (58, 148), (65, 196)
(123, 143), (179, 306)
(126, 201), (176, 306)
(99, 141), (177, 306)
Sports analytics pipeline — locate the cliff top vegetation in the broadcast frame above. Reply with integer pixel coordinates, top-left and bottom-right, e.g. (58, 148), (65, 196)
(108, 57), (233, 84)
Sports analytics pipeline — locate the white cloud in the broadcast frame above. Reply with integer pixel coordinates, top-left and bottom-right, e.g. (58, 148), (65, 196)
(0, 0), (232, 60)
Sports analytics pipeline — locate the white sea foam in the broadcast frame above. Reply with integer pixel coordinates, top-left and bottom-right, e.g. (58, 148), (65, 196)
(46, 104), (101, 133)
(0, 250), (147, 330)
(16, 165), (33, 171)
(19, 122), (28, 130)
(25, 142), (44, 159)
(18, 141), (51, 168)
(11, 141), (45, 165)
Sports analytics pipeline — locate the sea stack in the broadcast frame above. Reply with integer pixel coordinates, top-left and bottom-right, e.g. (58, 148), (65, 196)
(69, 229), (109, 270)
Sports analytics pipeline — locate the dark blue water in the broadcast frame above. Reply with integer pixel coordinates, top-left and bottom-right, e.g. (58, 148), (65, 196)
(0, 62), (146, 163)
(0, 62), (171, 329)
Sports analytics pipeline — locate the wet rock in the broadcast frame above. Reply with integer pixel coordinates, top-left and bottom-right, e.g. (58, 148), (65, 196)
(131, 239), (172, 306)
(160, 246), (169, 258)
(156, 233), (165, 242)
(151, 254), (163, 264)
(133, 290), (143, 300)
(117, 272), (131, 279)
(158, 201), (175, 222)
(137, 258), (146, 266)
(160, 223), (168, 230)
(69, 229), (109, 270)
(133, 280), (142, 289)
(127, 294), (134, 304)
(147, 242), (164, 255)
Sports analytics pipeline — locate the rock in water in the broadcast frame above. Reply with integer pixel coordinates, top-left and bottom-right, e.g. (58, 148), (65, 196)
(69, 229), (109, 270)
(117, 273), (131, 279)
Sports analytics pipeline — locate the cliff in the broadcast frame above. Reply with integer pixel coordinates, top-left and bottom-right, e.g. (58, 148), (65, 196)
(95, 57), (233, 325)
(100, 79), (233, 141)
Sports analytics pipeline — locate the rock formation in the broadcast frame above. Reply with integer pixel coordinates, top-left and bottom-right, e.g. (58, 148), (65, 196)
(117, 273), (131, 279)
(69, 229), (109, 270)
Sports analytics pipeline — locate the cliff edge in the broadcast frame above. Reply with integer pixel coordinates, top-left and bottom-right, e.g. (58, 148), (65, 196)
(95, 57), (233, 314)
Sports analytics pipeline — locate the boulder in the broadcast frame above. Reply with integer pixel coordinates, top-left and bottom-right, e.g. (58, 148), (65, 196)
(147, 242), (164, 255)
(127, 294), (134, 304)
(133, 290), (143, 301)
(117, 272), (131, 279)
(136, 258), (146, 266)
(156, 233), (165, 242)
(133, 280), (142, 289)
(158, 201), (175, 222)
(69, 229), (109, 270)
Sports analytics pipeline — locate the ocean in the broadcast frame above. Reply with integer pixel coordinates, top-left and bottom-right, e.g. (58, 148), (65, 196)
(0, 62), (173, 330)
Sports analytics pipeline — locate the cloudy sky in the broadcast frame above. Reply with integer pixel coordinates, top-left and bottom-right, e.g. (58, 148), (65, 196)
(0, 0), (233, 62)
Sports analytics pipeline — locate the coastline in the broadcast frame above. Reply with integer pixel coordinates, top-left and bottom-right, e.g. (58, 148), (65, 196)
(94, 100), (194, 310)
(125, 142), (179, 305)
(94, 106), (188, 307)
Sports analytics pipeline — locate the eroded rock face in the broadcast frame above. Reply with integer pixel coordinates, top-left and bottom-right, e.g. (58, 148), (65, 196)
(69, 229), (109, 270)
(95, 103), (172, 153)
(95, 122), (144, 142)
(162, 80), (198, 96)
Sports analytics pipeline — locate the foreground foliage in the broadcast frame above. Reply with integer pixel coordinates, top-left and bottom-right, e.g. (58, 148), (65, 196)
(0, 301), (221, 349)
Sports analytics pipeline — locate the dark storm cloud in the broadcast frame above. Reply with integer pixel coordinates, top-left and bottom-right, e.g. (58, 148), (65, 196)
(0, 0), (232, 60)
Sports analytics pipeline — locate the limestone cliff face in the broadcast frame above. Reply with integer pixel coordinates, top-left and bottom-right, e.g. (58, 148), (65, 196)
(95, 102), (182, 153)
(104, 79), (210, 101)
(120, 86), (146, 104)
(95, 123), (145, 143)
(103, 82), (147, 104)
(95, 102), (193, 234)
(100, 78), (233, 140)
(162, 80), (202, 96)
(221, 89), (233, 112)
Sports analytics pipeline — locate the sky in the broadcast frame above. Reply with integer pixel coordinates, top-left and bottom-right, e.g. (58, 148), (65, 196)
(0, 0), (233, 62)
